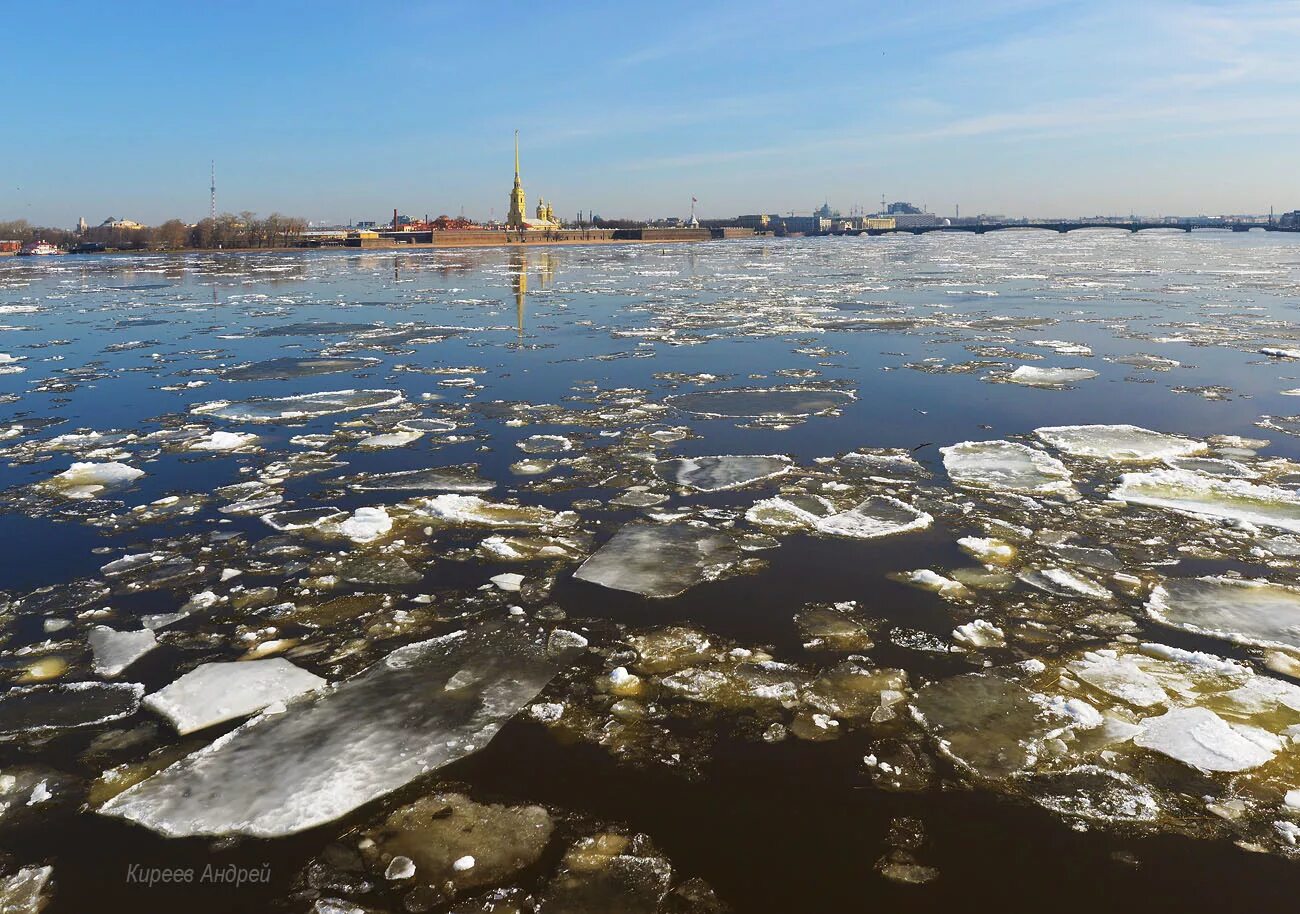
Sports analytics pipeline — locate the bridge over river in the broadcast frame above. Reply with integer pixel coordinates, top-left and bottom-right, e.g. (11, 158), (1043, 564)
(831, 222), (1298, 236)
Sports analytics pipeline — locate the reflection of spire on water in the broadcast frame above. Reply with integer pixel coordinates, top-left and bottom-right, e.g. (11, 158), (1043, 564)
(509, 251), (558, 338)
(509, 250), (527, 336)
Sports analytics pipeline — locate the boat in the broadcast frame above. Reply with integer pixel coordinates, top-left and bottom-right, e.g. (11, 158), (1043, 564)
(17, 240), (63, 256)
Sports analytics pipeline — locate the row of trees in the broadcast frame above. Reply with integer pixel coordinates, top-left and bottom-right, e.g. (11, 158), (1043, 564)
(0, 213), (308, 251)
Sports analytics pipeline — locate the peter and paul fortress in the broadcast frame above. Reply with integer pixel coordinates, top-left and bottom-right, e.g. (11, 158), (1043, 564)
(507, 130), (560, 231)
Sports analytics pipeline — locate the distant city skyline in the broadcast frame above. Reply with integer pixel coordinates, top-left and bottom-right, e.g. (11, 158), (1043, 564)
(4, 0), (1299, 227)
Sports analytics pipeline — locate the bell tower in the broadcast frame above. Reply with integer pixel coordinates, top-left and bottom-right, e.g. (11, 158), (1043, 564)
(507, 130), (527, 229)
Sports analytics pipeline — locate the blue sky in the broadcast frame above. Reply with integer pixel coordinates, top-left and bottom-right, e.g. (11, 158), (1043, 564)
(4, 0), (1299, 226)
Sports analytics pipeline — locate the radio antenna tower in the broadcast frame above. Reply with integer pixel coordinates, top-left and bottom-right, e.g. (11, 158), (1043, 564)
(210, 161), (216, 220)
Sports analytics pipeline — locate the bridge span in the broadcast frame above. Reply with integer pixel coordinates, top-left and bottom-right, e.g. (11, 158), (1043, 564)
(833, 222), (1298, 237)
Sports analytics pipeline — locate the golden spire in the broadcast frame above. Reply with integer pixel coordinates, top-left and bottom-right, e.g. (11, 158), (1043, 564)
(508, 130), (527, 229)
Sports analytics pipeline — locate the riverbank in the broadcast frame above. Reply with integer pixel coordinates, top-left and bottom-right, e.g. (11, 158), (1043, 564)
(0, 228), (752, 259)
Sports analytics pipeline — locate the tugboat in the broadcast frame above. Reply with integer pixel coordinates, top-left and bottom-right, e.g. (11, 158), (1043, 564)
(16, 240), (63, 256)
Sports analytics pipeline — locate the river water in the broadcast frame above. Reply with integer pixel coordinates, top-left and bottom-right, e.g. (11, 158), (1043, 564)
(3, 232), (1300, 912)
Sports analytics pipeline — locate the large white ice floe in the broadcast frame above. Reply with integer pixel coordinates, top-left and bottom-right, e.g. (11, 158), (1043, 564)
(190, 389), (403, 423)
(414, 494), (574, 529)
(653, 455), (791, 492)
(88, 626), (157, 677)
(940, 440), (1074, 495)
(187, 430), (259, 451)
(745, 494), (932, 539)
(1132, 706), (1280, 772)
(98, 623), (580, 837)
(336, 506), (393, 543)
(1147, 576), (1300, 651)
(573, 522), (740, 598)
(41, 461), (144, 499)
(143, 659), (328, 734)
(1033, 424), (1205, 463)
(1005, 366), (1099, 387)
(1110, 469), (1300, 532)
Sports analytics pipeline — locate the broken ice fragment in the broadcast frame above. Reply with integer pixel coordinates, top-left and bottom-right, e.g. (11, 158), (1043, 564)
(746, 495), (932, 539)
(98, 623), (577, 837)
(336, 506), (393, 543)
(1034, 424), (1205, 463)
(349, 466), (494, 493)
(0, 865), (53, 913)
(1147, 576), (1300, 651)
(144, 659), (327, 734)
(414, 494), (573, 529)
(952, 619), (1005, 648)
(573, 522), (739, 598)
(88, 626), (157, 678)
(219, 356), (381, 382)
(0, 682), (143, 737)
(653, 455), (791, 492)
(41, 461), (144, 499)
(666, 386), (855, 418)
(361, 792), (552, 900)
(1005, 366), (1099, 388)
(1110, 469), (1300, 533)
(187, 430), (258, 451)
(1133, 706), (1279, 772)
(941, 441), (1074, 495)
(191, 389), (403, 423)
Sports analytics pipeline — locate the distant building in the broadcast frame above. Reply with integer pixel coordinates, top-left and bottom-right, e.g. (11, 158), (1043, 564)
(886, 201), (923, 215)
(1279, 210), (1300, 229)
(735, 214), (776, 230)
(76, 217), (88, 234)
(890, 213), (944, 228)
(0, 240), (21, 253)
(863, 216), (896, 230)
(777, 215), (829, 234)
(100, 217), (146, 230)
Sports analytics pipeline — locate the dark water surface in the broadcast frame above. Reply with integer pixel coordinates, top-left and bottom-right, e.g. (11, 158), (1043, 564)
(3, 233), (1300, 912)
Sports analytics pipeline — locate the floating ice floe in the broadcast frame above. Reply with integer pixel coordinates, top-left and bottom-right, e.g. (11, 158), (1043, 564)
(358, 792), (553, 901)
(187, 430), (258, 451)
(88, 626), (157, 677)
(1005, 366), (1099, 388)
(0, 865), (53, 912)
(1261, 347), (1300, 360)
(941, 440), (1074, 495)
(653, 454), (791, 491)
(1110, 469), (1300, 532)
(666, 387), (855, 418)
(219, 356), (381, 381)
(0, 682), (143, 738)
(356, 429), (423, 448)
(746, 494), (932, 539)
(517, 434), (573, 453)
(336, 507), (393, 543)
(41, 461), (144, 499)
(573, 522), (740, 598)
(1034, 424), (1205, 463)
(144, 658), (327, 734)
(1132, 706), (1280, 772)
(348, 466), (494, 493)
(1018, 567), (1112, 601)
(190, 389), (403, 423)
(1147, 576), (1300, 651)
(414, 494), (574, 529)
(99, 623), (580, 837)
